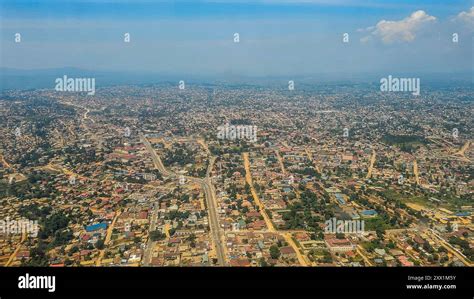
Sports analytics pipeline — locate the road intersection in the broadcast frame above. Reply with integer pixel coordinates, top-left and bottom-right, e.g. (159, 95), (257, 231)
(140, 134), (226, 266)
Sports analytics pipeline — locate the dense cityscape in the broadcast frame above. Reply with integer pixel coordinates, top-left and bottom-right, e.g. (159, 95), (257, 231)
(0, 82), (472, 267)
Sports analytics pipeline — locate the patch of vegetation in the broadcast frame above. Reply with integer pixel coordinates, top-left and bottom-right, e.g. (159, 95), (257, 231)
(381, 134), (429, 153)
(150, 230), (166, 241)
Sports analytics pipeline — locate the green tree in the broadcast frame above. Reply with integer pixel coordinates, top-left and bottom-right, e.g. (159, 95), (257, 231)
(270, 244), (281, 259)
(96, 239), (105, 250)
(150, 230), (165, 241)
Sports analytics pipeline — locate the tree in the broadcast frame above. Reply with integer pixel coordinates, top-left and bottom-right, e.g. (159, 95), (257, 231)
(187, 233), (196, 242)
(96, 239), (105, 250)
(270, 244), (281, 259)
(41, 213), (70, 239)
(375, 227), (385, 239)
(150, 230), (165, 241)
(23, 241), (49, 266)
(446, 221), (453, 232)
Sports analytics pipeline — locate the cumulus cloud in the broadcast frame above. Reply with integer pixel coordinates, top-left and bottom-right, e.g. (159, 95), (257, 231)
(361, 10), (436, 44)
(454, 6), (474, 27)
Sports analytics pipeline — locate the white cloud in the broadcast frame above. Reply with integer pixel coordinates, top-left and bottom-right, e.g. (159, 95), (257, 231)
(361, 10), (436, 44)
(454, 6), (474, 27)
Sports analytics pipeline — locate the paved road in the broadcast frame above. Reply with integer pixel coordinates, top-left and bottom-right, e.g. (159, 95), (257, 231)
(243, 152), (308, 266)
(242, 152), (275, 232)
(5, 231), (26, 267)
(143, 203), (159, 266)
(96, 210), (121, 266)
(0, 154), (12, 169)
(141, 135), (226, 266)
(413, 159), (420, 185)
(427, 228), (472, 266)
(356, 245), (373, 266)
(366, 151), (376, 179)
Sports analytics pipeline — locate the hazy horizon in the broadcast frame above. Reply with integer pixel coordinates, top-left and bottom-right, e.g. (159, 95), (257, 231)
(1, 66), (472, 91)
(1, 0), (473, 77)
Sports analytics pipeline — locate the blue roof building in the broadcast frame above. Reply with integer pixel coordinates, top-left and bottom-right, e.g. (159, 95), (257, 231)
(361, 210), (377, 216)
(335, 193), (346, 205)
(85, 222), (108, 232)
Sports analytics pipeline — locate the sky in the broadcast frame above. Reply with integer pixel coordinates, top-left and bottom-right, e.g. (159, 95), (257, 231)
(0, 0), (473, 78)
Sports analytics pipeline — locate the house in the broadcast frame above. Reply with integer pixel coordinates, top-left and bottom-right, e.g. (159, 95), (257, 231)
(374, 248), (386, 256)
(250, 220), (266, 230)
(246, 211), (261, 219)
(16, 251), (30, 259)
(280, 246), (296, 258)
(229, 258), (251, 267)
(325, 238), (355, 252)
(413, 236), (426, 246)
(398, 255), (414, 267)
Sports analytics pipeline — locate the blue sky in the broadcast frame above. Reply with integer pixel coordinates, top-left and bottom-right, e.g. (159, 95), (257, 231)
(0, 0), (472, 77)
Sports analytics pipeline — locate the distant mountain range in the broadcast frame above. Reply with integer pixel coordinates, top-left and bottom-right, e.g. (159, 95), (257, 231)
(0, 67), (181, 91)
(0, 67), (471, 91)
